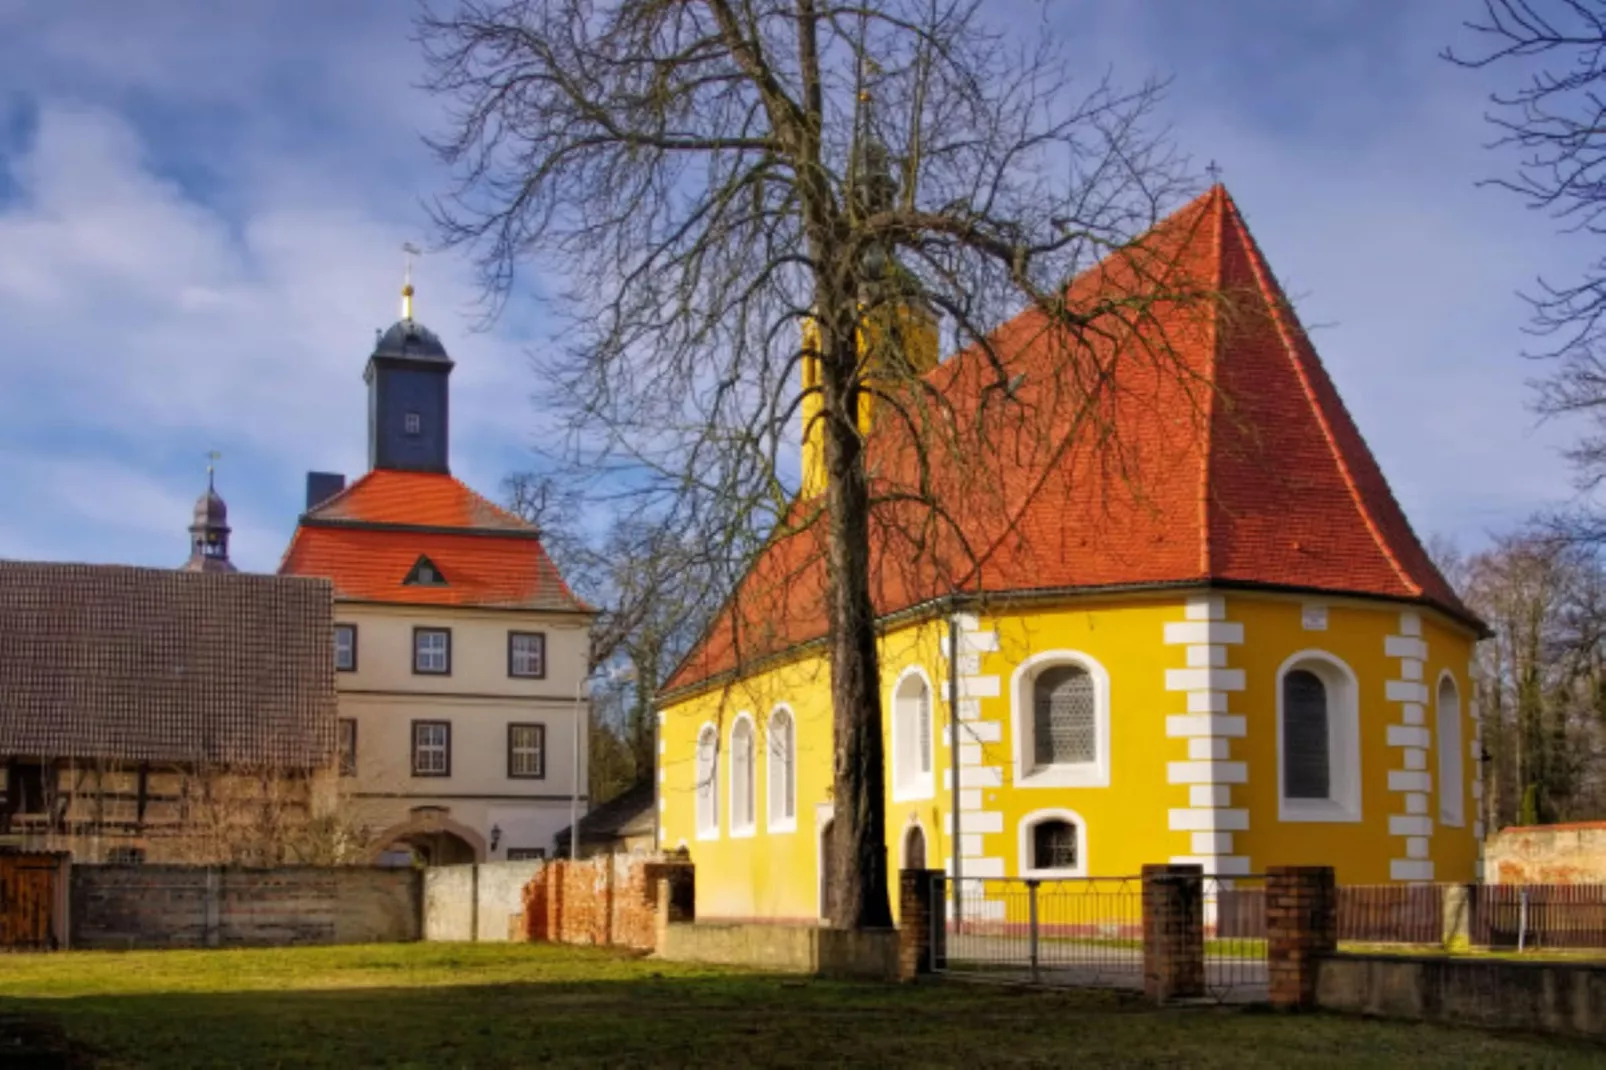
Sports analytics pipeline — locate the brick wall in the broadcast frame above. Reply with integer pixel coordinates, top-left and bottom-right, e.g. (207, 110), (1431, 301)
(519, 856), (690, 951)
(1485, 823), (1606, 884)
(69, 865), (421, 949)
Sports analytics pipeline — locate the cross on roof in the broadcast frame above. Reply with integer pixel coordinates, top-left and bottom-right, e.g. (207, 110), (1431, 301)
(1206, 160), (1223, 184)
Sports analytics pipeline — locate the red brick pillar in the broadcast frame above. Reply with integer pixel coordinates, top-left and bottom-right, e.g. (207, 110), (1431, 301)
(1142, 863), (1205, 1002)
(897, 868), (946, 980)
(1265, 865), (1336, 1010)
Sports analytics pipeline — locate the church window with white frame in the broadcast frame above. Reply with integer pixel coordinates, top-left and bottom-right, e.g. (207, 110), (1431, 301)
(891, 669), (935, 800)
(729, 716), (756, 836)
(1010, 652), (1111, 789)
(1437, 674), (1465, 827)
(767, 706), (796, 831)
(695, 724), (719, 838)
(1277, 651), (1362, 822)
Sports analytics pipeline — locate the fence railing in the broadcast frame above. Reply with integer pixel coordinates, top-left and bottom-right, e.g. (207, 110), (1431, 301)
(1329, 882), (1606, 951)
(933, 873), (1268, 1002)
(1338, 884), (1444, 944)
(1473, 885), (1606, 950)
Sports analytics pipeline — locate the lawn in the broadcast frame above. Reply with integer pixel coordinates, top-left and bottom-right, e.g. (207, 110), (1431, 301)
(0, 942), (1600, 1069)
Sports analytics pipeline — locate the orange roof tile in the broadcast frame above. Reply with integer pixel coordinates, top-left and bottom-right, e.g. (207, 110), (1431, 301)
(665, 186), (1479, 694)
(279, 470), (588, 612)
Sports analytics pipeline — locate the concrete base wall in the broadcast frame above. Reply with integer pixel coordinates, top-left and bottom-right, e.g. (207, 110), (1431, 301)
(657, 923), (899, 981)
(70, 865), (421, 950)
(1317, 953), (1606, 1040)
(423, 861), (546, 942)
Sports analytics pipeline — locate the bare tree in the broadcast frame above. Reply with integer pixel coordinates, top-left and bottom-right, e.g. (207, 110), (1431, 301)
(1461, 528), (1606, 825)
(1446, 2), (1606, 527)
(420, 0), (1204, 927)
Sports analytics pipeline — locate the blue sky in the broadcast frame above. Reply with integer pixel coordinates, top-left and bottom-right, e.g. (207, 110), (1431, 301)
(0, 0), (1585, 572)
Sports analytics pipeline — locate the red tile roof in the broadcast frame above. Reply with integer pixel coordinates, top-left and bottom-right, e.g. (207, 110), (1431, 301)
(279, 470), (589, 612)
(665, 186), (1479, 694)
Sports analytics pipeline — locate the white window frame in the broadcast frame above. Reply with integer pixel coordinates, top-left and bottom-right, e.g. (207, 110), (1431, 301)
(890, 665), (936, 802)
(1276, 649), (1362, 823)
(728, 713), (757, 837)
(766, 705), (797, 833)
(1437, 671), (1465, 828)
(1018, 807), (1088, 878)
(333, 623), (356, 672)
(695, 723), (719, 840)
(1010, 650), (1112, 789)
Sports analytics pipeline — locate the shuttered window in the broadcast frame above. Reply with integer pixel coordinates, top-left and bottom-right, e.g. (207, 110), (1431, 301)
(1033, 665), (1096, 767)
(1283, 669), (1330, 800)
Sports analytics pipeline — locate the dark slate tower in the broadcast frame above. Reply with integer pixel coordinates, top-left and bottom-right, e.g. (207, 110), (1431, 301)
(365, 265), (453, 473)
(181, 454), (236, 573)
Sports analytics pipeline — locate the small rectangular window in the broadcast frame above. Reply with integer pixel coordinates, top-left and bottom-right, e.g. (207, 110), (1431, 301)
(414, 628), (451, 675)
(106, 846), (145, 866)
(338, 718), (358, 777)
(508, 632), (546, 678)
(508, 723), (546, 779)
(334, 623), (357, 672)
(404, 412), (422, 435)
(412, 720), (451, 777)
(506, 847), (546, 861)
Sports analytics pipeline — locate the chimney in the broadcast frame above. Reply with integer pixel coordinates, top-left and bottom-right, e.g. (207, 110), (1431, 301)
(305, 472), (346, 512)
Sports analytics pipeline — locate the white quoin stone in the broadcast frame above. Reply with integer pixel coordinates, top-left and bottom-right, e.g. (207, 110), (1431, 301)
(1164, 620), (1244, 646)
(1185, 595), (1226, 621)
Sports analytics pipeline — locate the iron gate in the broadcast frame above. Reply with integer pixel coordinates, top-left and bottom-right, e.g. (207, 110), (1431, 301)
(931, 873), (1269, 1003)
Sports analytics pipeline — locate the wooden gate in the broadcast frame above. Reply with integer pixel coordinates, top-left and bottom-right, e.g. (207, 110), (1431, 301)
(0, 852), (66, 950)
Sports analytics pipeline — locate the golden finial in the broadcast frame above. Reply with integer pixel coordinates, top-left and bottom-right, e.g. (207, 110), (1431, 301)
(401, 242), (420, 320)
(205, 449), (221, 491)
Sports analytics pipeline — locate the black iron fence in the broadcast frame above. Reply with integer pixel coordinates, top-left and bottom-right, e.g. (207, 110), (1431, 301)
(932, 873), (1268, 1002)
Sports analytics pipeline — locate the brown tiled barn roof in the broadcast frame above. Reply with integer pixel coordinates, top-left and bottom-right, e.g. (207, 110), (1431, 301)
(0, 561), (337, 769)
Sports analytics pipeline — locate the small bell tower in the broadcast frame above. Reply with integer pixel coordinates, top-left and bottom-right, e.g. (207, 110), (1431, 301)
(365, 243), (454, 474)
(182, 451), (236, 573)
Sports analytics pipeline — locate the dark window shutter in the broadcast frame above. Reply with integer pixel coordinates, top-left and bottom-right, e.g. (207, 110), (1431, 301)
(1283, 669), (1331, 799)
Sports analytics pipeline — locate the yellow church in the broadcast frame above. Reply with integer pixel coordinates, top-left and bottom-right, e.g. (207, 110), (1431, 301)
(655, 185), (1485, 923)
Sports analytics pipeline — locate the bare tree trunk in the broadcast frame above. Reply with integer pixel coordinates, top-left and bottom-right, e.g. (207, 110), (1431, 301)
(822, 322), (891, 929)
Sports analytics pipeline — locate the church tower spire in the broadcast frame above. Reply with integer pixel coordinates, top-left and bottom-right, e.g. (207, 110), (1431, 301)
(182, 451), (236, 573)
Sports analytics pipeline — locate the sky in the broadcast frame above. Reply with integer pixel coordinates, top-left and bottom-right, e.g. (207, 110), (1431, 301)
(0, 0), (1588, 572)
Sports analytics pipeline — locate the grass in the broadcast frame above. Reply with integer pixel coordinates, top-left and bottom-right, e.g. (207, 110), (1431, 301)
(0, 942), (1600, 1068)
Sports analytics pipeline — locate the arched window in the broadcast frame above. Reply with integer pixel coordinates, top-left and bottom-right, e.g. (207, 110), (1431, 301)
(730, 716), (756, 835)
(767, 707), (796, 832)
(1010, 652), (1111, 789)
(695, 724), (719, 838)
(1034, 665), (1096, 767)
(1283, 670), (1330, 800)
(891, 669), (934, 800)
(1438, 675), (1465, 827)
(1018, 808), (1087, 877)
(1277, 652), (1361, 822)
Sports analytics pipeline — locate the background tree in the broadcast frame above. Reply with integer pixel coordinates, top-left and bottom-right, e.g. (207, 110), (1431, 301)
(1447, 1), (1606, 537)
(504, 471), (721, 799)
(1450, 529), (1606, 825)
(421, 0), (1202, 927)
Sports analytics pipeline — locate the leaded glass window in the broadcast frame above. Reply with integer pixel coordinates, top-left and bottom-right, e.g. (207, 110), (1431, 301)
(1283, 669), (1330, 799)
(1033, 665), (1096, 767)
